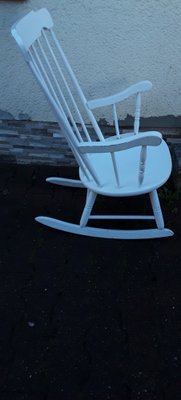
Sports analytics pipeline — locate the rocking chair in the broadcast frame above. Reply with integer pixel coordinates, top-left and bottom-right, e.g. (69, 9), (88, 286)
(11, 8), (174, 239)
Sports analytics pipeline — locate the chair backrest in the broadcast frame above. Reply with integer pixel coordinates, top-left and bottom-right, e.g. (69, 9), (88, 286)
(11, 8), (161, 187)
(11, 9), (110, 181)
(11, 8), (105, 143)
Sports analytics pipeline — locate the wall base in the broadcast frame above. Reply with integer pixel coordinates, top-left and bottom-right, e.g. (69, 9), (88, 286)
(0, 118), (181, 189)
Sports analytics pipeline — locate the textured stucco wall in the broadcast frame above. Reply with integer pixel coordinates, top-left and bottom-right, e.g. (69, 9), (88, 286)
(1, 0), (181, 123)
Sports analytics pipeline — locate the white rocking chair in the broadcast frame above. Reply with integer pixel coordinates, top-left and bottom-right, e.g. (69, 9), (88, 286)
(11, 8), (174, 239)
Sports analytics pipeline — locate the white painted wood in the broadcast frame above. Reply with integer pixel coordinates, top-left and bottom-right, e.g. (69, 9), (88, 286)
(87, 81), (152, 109)
(81, 154), (101, 185)
(51, 30), (105, 141)
(86, 189), (91, 202)
(80, 190), (97, 227)
(139, 145), (147, 185)
(12, 9), (174, 239)
(30, 44), (66, 119)
(42, 30), (91, 142)
(89, 215), (155, 220)
(28, 59), (92, 182)
(79, 140), (172, 197)
(149, 189), (165, 229)
(37, 35), (84, 142)
(111, 152), (121, 187)
(35, 217), (174, 239)
(46, 177), (84, 188)
(113, 104), (120, 138)
(78, 132), (162, 154)
(11, 9), (53, 55)
(134, 92), (141, 134)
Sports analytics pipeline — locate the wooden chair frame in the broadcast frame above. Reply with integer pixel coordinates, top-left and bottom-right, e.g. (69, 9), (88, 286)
(11, 8), (174, 239)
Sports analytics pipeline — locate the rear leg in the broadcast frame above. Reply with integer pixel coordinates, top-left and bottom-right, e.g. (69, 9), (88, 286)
(80, 190), (97, 227)
(149, 189), (164, 229)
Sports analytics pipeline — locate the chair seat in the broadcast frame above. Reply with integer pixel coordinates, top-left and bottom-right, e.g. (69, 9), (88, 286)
(79, 137), (172, 196)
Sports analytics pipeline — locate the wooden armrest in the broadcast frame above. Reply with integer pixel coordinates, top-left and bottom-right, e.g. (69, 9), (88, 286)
(78, 131), (162, 154)
(87, 80), (152, 110)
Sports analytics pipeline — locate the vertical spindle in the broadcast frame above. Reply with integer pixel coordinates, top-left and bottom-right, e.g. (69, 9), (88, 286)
(139, 145), (147, 185)
(113, 103), (120, 138)
(134, 92), (141, 134)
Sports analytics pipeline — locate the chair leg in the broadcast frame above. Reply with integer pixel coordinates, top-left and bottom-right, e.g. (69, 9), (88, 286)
(36, 187), (174, 238)
(80, 190), (97, 227)
(149, 189), (164, 229)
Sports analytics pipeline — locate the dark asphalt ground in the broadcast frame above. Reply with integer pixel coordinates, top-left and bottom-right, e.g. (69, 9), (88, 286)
(0, 163), (181, 400)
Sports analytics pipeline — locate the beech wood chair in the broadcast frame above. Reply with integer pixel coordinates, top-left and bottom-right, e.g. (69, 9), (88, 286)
(11, 8), (174, 239)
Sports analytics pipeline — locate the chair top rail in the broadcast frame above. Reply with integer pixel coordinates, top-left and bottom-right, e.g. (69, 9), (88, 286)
(87, 80), (152, 110)
(11, 8), (53, 58)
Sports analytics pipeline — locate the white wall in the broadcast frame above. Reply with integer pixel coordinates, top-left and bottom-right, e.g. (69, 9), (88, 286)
(1, 0), (181, 123)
